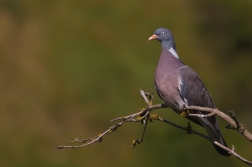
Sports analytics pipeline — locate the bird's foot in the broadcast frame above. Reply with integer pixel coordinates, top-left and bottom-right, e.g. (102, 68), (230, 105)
(180, 111), (187, 117)
(180, 105), (189, 117)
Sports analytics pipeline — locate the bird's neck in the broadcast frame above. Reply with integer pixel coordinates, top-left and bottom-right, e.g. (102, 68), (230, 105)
(161, 40), (176, 50)
(161, 41), (178, 58)
(159, 46), (184, 68)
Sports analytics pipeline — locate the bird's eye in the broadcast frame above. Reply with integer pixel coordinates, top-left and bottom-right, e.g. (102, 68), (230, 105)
(161, 32), (165, 35)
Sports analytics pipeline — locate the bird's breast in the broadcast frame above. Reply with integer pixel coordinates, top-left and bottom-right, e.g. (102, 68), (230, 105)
(154, 67), (184, 111)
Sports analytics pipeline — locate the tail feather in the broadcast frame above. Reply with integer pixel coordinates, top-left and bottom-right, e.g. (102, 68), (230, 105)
(198, 116), (231, 156)
(212, 134), (230, 156)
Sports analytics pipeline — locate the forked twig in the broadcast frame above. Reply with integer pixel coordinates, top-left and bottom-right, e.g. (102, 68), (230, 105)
(57, 89), (252, 166)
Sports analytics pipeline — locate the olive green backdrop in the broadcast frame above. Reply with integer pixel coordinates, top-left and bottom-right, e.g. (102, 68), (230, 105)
(0, 0), (252, 167)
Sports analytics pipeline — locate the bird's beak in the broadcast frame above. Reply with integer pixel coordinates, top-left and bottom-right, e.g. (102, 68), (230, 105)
(148, 34), (157, 41)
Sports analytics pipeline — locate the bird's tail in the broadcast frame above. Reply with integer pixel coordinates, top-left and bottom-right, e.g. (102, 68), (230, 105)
(199, 117), (231, 156)
(211, 132), (230, 156)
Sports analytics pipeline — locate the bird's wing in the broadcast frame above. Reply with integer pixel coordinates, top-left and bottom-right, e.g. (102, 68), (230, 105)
(178, 65), (229, 156)
(178, 66), (220, 137)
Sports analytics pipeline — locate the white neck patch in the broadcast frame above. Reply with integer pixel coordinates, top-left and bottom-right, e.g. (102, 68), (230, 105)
(169, 47), (179, 59)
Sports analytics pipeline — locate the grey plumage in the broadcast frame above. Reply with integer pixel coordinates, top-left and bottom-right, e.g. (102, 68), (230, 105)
(149, 28), (230, 156)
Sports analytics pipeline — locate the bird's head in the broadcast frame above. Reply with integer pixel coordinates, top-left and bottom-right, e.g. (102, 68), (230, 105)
(148, 28), (176, 49)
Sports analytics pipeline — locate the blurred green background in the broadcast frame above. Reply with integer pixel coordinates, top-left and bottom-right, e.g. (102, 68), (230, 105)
(1, 0), (252, 167)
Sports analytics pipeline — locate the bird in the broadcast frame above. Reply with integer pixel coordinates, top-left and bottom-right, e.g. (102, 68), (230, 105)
(148, 28), (230, 156)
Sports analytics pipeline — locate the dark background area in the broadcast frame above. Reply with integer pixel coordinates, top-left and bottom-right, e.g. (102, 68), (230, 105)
(0, 0), (252, 166)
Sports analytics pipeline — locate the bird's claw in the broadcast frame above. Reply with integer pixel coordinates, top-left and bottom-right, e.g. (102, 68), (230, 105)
(180, 111), (187, 117)
(180, 105), (189, 117)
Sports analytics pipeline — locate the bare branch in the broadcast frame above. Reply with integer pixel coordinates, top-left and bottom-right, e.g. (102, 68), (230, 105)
(150, 114), (212, 142)
(187, 106), (252, 141)
(214, 142), (252, 166)
(57, 89), (252, 165)
(151, 114), (252, 166)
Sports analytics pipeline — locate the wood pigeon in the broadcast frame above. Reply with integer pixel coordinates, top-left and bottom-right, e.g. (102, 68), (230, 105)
(148, 28), (230, 156)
